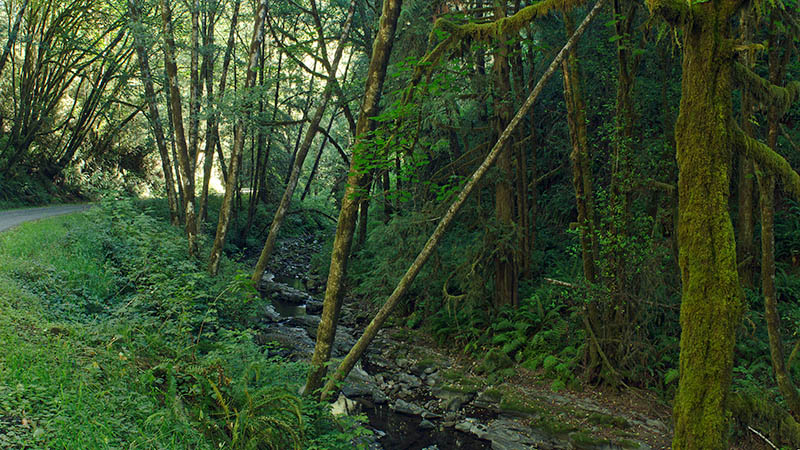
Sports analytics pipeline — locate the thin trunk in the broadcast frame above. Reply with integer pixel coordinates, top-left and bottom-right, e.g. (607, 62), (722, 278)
(251, 1), (356, 283)
(0, 0), (28, 78)
(162, 0), (198, 256)
(243, 40), (270, 239)
(207, 0), (268, 275)
(492, 0), (518, 309)
(318, 0), (607, 401)
(737, 11), (756, 287)
(199, 0), (220, 224)
(129, 0), (180, 225)
(301, 110), (337, 201)
(189, 0), (201, 172)
(305, 0), (404, 399)
(760, 21), (800, 416)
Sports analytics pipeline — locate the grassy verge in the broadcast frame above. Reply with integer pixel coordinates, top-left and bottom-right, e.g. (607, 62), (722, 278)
(0, 195), (364, 449)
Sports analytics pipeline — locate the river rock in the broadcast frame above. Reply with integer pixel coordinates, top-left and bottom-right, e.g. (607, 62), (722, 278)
(305, 298), (324, 315)
(432, 387), (475, 412)
(256, 326), (315, 360)
(397, 373), (422, 388)
(484, 418), (560, 450)
(262, 304), (281, 323)
(419, 419), (436, 430)
(392, 399), (426, 416)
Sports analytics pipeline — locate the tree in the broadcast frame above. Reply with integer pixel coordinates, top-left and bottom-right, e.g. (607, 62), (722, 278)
(304, 0), (404, 399)
(646, 0), (800, 446)
(207, 0), (269, 276)
(315, 0), (608, 402)
(162, 0), (199, 257)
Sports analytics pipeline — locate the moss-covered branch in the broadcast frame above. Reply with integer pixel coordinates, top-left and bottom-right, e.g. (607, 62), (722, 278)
(433, 0), (589, 44)
(733, 61), (800, 117)
(734, 125), (800, 202)
(644, 0), (692, 26)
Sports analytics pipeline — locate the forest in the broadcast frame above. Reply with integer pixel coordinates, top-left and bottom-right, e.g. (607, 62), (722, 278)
(0, 0), (799, 448)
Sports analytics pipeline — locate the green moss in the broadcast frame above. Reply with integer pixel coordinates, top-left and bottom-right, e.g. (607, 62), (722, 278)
(476, 348), (514, 375)
(614, 438), (642, 449)
(439, 369), (484, 393)
(533, 415), (578, 435)
(499, 395), (542, 416)
(435, 0), (588, 43)
(586, 413), (630, 429)
(570, 431), (611, 447)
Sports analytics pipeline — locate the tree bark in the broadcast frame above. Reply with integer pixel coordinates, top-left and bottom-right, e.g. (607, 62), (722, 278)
(0, 0), (28, 79)
(207, 0), (268, 276)
(162, 0), (199, 256)
(250, 1), (356, 284)
(737, 11), (756, 287)
(129, 0), (180, 225)
(760, 20), (800, 417)
(491, 0), (519, 309)
(648, 1), (743, 447)
(318, 0), (607, 401)
(304, 0), (404, 399)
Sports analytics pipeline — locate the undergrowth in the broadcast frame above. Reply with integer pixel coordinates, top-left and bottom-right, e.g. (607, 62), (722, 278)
(0, 194), (366, 449)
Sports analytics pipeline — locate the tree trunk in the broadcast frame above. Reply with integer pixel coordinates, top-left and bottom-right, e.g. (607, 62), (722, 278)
(250, 1), (356, 284)
(491, 0), (519, 309)
(162, 0), (199, 256)
(737, 11), (756, 287)
(317, 0), (607, 401)
(304, 0), (404, 399)
(198, 0), (221, 224)
(760, 20), (800, 417)
(188, 0), (202, 173)
(207, 0), (268, 276)
(0, 0), (28, 79)
(129, 0), (180, 225)
(652, 1), (743, 447)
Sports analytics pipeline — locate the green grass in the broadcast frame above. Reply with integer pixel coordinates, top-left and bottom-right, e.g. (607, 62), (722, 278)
(0, 214), (209, 448)
(0, 196), (366, 449)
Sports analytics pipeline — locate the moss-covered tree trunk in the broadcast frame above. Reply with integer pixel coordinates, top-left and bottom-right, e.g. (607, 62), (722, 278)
(737, 11), (756, 287)
(647, 1), (743, 447)
(760, 21), (800, 416)
(304, 0), (403, 399)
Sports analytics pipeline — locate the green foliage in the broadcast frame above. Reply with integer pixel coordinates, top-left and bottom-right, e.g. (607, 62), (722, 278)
(0, 195), (364, 448)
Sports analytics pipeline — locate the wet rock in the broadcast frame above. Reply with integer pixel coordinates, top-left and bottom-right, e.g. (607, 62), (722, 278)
(392, 399), (426, 416)
(419, 419), (436, 431)
(484, 418), (562, 450)
(262, 304), (281, 323)
(305, 298), (324, 315)
(331, 393), (361, 416)
(473, 389), (502, 410)
(397, 373), (422, 388)
(256, 326), (315, 360)
(454, 418), (488, 438)
(432, 387), (475, 412)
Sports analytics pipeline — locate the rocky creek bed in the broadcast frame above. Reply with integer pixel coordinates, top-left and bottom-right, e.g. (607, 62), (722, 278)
(251, 237), (671, 449)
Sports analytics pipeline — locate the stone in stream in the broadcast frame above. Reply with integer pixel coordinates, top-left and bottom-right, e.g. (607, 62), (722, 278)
(392, 399), (426, 416)
(432, 387), (476, 412)
(256, 326), (315, 360)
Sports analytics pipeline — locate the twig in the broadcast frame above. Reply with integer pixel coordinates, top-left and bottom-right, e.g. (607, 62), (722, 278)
(748, 425), (778, 450)
(544, 277), (577, 289)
